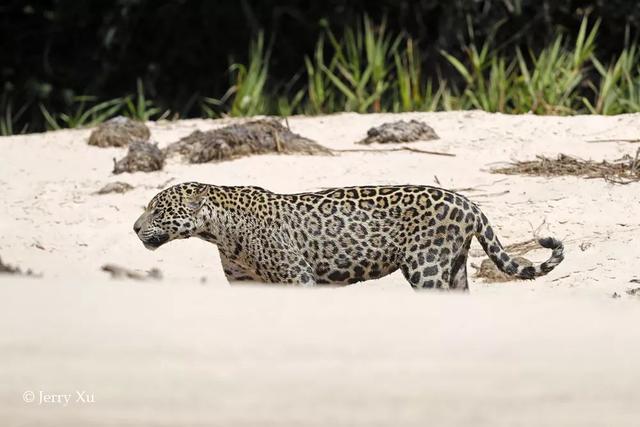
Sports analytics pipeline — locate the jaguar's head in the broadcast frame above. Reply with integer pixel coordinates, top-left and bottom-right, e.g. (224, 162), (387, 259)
(133, 182), (209, 250)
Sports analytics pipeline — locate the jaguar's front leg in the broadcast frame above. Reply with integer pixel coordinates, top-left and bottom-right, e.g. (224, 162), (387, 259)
(267, 249), (317, 286)
(218, 250), (260, 283)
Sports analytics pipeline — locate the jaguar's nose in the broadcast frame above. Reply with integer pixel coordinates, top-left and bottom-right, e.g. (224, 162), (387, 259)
(133, 214), (145, 234)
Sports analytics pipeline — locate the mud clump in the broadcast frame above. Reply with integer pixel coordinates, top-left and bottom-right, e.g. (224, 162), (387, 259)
(163, 119), (331, 163)
(0, 256), (36, 276)
(101, 263), (162, 281)
(627, 287), (640, 296)
(113, 140), (164, 174)
(357, 120), (439, 145)
(95, 182), (134, 194)
(88, 116), (151, 147)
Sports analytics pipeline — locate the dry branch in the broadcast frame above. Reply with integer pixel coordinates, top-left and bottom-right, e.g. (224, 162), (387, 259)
(334, 147), (455, 157)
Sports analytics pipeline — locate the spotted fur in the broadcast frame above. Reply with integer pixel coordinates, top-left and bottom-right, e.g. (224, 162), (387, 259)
(133, 182), (564, 290)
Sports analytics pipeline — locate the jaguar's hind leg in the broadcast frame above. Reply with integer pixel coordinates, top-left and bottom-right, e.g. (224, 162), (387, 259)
(449, 239), (471, 291)
(400, 253), (448, 290)
(449, 258), (468, 290)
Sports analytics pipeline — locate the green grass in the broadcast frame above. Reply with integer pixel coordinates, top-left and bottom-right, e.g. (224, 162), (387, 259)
(440, 17), (603, 114)
(0, 92), (30, 136)
(584, 44), (640, 115)
(40, 96), (124, 130)
(202, 32), (270, 117)
(2, 16), (640, 135)
(394, 38), (446, 112)
(35, 79), (167, 132)
(301, 33), (338, 114)
(290, 16), (638, 117)
(319, 16), (402, 113)
(124, 78), (164, 121)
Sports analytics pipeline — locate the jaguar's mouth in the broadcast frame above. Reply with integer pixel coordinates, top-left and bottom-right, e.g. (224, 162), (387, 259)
(141, 233), (169, 250)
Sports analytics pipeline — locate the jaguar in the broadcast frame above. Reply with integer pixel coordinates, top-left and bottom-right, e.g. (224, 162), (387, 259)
(133, 182), (564, 290)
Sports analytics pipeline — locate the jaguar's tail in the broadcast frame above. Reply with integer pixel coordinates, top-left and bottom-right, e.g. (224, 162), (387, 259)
(475, 214), (564, 279)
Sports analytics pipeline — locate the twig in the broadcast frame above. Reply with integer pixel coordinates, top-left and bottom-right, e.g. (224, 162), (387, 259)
(551, 273), (572, 282)
(450, 187), (478, 192)
(334, 147), (456, 157)
(452, 177), (512, 194)
(586, 138), (640, 143)
(632, 147), (640, 174)
(274, 131), (283, 153)
(471, 190), (510, 198)
(154, 177), (175, 189)
(600, 176), (637, 185)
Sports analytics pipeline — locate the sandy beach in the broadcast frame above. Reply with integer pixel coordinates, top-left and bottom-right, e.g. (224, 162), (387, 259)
(1, 111), (640, 426)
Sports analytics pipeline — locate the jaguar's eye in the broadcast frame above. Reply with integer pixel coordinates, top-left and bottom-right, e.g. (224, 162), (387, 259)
(153, 208), (164, 216)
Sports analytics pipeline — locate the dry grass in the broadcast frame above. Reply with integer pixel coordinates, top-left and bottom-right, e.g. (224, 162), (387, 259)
(492, 149), (640, 184)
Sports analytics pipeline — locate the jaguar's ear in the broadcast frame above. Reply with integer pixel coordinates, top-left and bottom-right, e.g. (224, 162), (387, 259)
(186, 186), (208, 212)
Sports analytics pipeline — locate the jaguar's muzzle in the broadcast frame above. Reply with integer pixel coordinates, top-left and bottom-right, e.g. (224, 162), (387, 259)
(141, 233), (170, 250)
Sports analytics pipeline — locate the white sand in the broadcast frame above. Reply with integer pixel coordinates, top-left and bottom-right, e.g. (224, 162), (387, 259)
(1, 111), (639, 426)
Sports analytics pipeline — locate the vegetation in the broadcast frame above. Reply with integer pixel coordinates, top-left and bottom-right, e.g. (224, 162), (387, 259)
(2, 1), (640, 135)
